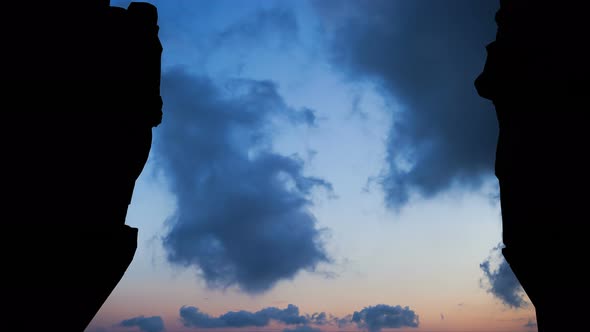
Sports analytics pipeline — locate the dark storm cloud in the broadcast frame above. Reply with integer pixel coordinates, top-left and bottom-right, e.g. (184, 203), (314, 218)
(179, 304), (309, 328)
(119, 316), (165, 332)
(352, 305), (419, 332)
(480, 246), (528, 308)
(318, 0), (500, 207)
(524, 319), (537, 328)
(155, 68), (331, 294)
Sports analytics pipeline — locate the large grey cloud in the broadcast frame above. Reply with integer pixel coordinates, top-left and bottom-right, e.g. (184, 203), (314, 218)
(317, 0), (499, 208)
(352, 305), (419, 332)
(179, 304), (308, 328)
(155, 68), (331, 293)
(119, 316), (165, 332)
(480, 246), (528, 308)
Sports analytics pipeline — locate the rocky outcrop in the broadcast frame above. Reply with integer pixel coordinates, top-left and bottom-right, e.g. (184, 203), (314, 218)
(475, 1), (588, 331)
(5, 1), (162, 331)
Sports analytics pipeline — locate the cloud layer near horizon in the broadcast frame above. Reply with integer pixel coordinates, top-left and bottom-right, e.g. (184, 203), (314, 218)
(179, 304), (418, 332)
(180, 304), (309, 328)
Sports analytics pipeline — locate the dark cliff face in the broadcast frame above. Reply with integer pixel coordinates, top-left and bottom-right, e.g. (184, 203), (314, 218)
(5, 1), (162, 331)
(476, 1), (588, 331)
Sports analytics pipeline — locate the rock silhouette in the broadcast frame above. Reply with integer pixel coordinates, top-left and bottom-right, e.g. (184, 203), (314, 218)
(5, 1), (162, 331)
(475, 1), (587, 331)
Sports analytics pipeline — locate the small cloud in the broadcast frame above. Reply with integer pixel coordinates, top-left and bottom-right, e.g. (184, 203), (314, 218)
(351, 304), (419, 332)
(119, 316), (165, 332)
(524, 319), (537, 328)
(307, 312), (329, 325)
(480, 244), (528, 309)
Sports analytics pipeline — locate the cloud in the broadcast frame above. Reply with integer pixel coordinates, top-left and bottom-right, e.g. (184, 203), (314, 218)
(119, 316), (165, 332)
(162, 2), (301, 72)
(307, 312), (329, 325)
(351, 305), (419, 332)
(316, 0), (500, 208)
(155, 68), (331, 294)
(180, 304), (419, 332)
(524, 319), (537, 328)
(87, 328), (109, 332)
(179, 307), (227, 328)
(180, 304), (309, 328)
(480, 245), (528, 308)
(306, 312), (352, 327)
(212, 7), (299, 50)
(283, 326), (322, 332)
(333, 315), (353, 328)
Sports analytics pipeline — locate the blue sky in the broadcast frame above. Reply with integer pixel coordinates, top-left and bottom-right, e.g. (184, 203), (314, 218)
(87, 1), (537, 332)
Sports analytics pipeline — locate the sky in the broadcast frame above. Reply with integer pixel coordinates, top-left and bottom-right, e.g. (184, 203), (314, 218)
(87, 1), (538, 332)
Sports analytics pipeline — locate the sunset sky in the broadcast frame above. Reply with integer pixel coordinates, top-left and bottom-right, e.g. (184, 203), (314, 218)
(87, 1), (538, 332)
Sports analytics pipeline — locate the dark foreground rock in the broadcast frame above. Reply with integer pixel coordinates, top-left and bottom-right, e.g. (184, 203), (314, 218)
(476, 1), (588, 331)
(5, 1), (162, 330)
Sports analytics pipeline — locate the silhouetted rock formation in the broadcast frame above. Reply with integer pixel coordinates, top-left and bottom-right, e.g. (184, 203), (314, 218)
(6, 1), (162, 331)
(476, 1), (587, 331)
